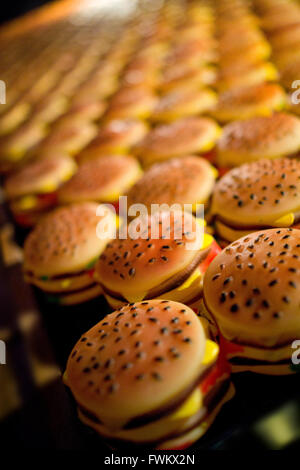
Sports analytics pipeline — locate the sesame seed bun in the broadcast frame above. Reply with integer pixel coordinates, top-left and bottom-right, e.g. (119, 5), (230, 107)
(56, 100), (106, 126)
(4, 155), (76, 199)
(158, 64), (217, 92)
(127, 156), (217, 210)
(95, 211), (213, 305)
(270, 23), (300, 51)
(0, 121), (46, 163)
(217, 113), (300, 167)
(76, 119), (148, 163)
(104, 87), (158, 121)
(134, 117), (221, 167)
(64, 300), (208, 430)
(30, 93), (68, 124)
(219, 40), (271, 67)
(211, 83), (286, 123)
(217, 61), (278, 92)
(58, 155), (142, 204)
(151, 88), (217, 123)
(0, 102), (31, 136)
(24, 202), (115, 278)
(212, 158), (300, 240)
(165, 38), (218, 68)
(38, 121), (97, 156)
(203, 228), (300, 350)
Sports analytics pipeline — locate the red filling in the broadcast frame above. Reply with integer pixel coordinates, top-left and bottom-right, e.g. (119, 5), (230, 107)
(14, 192), (58, 227)
(199, 240), (222, 274)
(164, 344), (231, 450)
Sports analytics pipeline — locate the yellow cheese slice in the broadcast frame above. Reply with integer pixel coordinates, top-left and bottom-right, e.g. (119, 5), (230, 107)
(272, 213), (294, 227)
(170, 388), (202, 421)
(16, 195), (38, 210)
(202, 339), (219, 365)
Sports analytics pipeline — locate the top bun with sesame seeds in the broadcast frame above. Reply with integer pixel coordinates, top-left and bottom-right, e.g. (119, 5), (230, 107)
(94, 210), (217, 307)
(63, 299), (232, 446)
(64, 300), (206, 430)
(24, 202), (116, 277)
(127, 156), (217, 211)
(216, 112), (300, 168)
(211, 158), (300, 243)
(133, 117), (221, 168)
(202, 228), (300, 374)
(4, 155), (76, 199)
(57, 155), (142, 205)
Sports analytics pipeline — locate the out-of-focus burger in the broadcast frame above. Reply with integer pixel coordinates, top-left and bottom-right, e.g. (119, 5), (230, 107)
(24, 202), (116, 305)
(4, 155), (76, 227)
(216, 112), (300, 168)
(211, 158), (300, 243)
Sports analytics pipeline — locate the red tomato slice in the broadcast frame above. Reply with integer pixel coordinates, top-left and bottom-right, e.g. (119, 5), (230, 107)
(199, 240), (222, 274)
(200, 343), (231, 396)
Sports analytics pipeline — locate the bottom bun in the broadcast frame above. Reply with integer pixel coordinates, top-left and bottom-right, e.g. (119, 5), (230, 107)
(46, 283), (103, 305)
(158, 382), (235, 450)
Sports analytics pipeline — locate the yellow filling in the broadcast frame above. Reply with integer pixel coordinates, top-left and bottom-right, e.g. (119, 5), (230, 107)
(15, 195), (38, 210)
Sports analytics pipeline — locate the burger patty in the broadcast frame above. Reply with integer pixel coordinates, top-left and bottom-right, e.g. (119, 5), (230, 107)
(78, 359), (216, 431)
(229, 356), (292, 366)
(101, 246), (211, 302)
(79, 378), (230, 448)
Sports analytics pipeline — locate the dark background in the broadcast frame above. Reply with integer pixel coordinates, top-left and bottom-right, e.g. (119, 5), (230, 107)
(0, 0), (54, 25)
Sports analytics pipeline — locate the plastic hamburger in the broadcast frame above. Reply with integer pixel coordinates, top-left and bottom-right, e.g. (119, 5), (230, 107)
(134, 117), (221, 167)
(158, 63), (217, 92)
(211, 158), (300, 243)
(127, 156), (217, 213)
(4, 155), (76, 227)
(151, 88), (217, 123)
(24, 202), (116, 305)
(58, 155), (142, 206)
(95, 210), (221, 309)
(37, 120), (97, 156)
(104, 86), (158, 121)
(202, 227), (300, 375)
(217, 112), (300, 168)
(211, 82), (286, 123)
(76, 119), (148, 163)
(63, 299), (234, 449)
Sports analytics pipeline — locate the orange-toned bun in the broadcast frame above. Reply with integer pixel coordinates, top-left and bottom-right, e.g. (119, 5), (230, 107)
(152, 88), (217, 123)
(64, 300), (207, 429)
(134, 117), (221, 167)
(95, 210), (215, 307)
(76, 119), (148, 163)
(4, 155), (76, 199)
(127, 156), (217, 210)
(159, 64), (217, 92)
(104, 86), (158, 121)
(37, 121), (97, 155)
(217, 113), (300, 167)
(24, 202), (115, 277)
(58, 155), (142, 204)
(211, 158), (300, 241)
(211, 83), (286, 122)
(204, 228), (300, 351)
